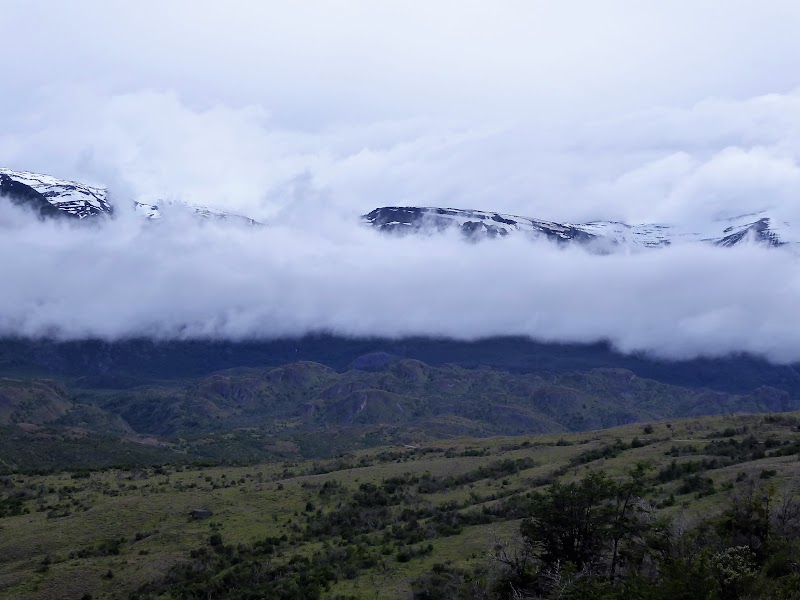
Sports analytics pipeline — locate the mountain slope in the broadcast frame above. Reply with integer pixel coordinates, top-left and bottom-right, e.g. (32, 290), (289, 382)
(363, 206), (797, 249)
(4, 336), (800, 398)
(70, 359), (800, 438)
(0, 168), (112, 218)
(0, 174), (72, 219)
(133, 199), (260, 225)
(0, 168), (254, 223)
(0, 378), (73, 425)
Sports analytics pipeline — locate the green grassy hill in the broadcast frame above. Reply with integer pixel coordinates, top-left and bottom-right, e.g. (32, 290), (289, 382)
(1, 411), (798, 599)
(0, 379), (73, 425)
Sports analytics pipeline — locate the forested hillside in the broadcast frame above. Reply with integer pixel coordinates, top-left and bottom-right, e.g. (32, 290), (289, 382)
(2, 358), (800, 474)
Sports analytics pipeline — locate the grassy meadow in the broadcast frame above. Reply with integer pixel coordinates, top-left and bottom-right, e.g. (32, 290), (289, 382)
(1, 412), (799, 599)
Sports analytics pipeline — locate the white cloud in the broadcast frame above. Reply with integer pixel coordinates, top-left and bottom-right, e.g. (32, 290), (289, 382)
(5, 88), (800, 225)
(0, 205), (798, 362)
(4, 1), (800, 123)
(2, 2), (800, 360)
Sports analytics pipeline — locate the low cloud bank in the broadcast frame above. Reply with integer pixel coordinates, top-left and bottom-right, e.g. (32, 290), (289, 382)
(0, 204), (798, 364)
(3, 86), (800, 365)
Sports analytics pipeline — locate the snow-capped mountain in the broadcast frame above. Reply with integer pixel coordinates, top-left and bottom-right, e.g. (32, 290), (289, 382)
(363, 206), (797, 250)
(133, 200), (260, 226)
(0, 168), (112, 218)
(0, 168), (257, 225)
(2, 168), (796, 250)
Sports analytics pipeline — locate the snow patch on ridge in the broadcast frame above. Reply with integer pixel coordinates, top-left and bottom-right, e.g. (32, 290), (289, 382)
(1, 168), (258, 225)
(363, 206), (800, 250)
(0, 168), (111, 218)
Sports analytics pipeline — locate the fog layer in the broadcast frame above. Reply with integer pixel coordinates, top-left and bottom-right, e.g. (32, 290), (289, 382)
(1, 204), (797, 363)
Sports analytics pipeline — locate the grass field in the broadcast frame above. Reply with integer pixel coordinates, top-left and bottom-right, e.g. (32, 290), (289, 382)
(1, 411), (799, 599)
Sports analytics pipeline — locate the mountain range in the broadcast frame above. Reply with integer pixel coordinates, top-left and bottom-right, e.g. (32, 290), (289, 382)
(2, 167), (797, 250)
(362, 206), (796, 249)
(2, 353), (797, 471)
(0, 167), (257, 224)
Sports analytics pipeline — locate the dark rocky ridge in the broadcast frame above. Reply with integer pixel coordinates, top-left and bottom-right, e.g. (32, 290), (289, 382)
(3, 336), (800, 399)
(362, 206), (796, 249)
(363, 206), (599, 243)
(0, 174), (74, 220)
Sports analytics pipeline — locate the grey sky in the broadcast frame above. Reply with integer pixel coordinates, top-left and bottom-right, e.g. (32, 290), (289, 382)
(3, 1), (800, 221)
(5, 1), (800, 119)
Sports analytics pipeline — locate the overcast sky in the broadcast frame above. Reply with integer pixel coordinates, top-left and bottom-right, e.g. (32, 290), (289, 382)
(3, 1), (800, 222)
(2, 1), (800, 361)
